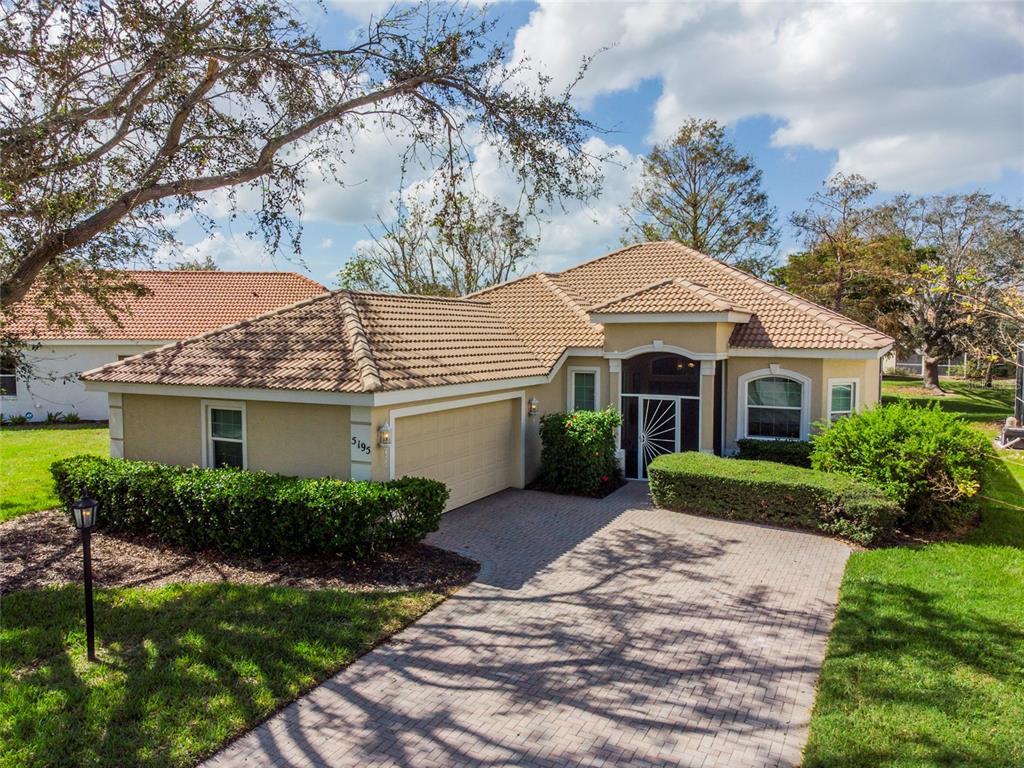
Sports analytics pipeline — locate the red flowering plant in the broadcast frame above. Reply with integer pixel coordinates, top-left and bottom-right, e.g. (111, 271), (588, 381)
(538, 407), (623, 496)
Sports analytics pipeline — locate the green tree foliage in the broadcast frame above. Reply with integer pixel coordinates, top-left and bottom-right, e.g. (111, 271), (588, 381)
(0, 1), (602, 320)
(780, 173), (922, 344)
(338, 192), (537, 295)
(170, 255), (218, 271)
(879, 193), (1024, 390)
(622, 118), (779, 276)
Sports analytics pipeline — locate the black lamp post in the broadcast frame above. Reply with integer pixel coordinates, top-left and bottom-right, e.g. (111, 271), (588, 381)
(71, 491), (99, 662)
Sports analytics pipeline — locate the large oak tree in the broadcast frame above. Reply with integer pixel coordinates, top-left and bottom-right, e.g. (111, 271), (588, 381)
(0, 1), (602, 325)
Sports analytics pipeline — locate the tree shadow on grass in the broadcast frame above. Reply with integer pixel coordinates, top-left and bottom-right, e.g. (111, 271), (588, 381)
(1, 583), (435, 768)
(804, 577), (1024, 768)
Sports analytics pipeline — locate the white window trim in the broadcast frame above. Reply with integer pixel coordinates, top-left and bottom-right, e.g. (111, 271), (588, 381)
(200, 399), (247, 469)
(737, 368), (812, 442)
(827, 377), (861, 423)
(567, 366), (601, 412)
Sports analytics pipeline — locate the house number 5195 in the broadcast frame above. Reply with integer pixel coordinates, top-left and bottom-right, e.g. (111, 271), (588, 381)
(351, 437), (371, 456)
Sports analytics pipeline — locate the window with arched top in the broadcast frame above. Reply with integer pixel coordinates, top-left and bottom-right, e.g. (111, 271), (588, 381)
(743, 375), (805, 440)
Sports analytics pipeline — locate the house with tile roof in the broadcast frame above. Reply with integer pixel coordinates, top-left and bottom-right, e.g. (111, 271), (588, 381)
(2, 271), (326, 421)
(81, 242), (893, 509)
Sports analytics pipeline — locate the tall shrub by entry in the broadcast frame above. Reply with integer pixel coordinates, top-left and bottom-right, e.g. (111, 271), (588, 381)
(539, 408), (622, 495)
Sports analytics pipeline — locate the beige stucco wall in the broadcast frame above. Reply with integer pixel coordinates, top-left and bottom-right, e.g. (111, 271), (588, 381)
(123, 394), (202, 466)
(245, 401), (350, 478)
(602, 322), (733, 356)
(724, 355), (883, 452)
(121, 394), (350, 477)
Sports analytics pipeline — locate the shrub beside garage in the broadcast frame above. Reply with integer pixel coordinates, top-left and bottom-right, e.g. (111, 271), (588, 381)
(538, 408), (623, 496)
(51, 455), (448, 558)
(648, 452), (899, 545)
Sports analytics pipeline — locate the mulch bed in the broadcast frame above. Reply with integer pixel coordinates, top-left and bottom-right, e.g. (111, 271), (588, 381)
(526, 476), (627, 499)
(0, 509), (478, 595)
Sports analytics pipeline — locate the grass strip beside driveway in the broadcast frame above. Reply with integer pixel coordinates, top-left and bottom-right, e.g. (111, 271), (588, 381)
(1, 424), (108, 522)
(804, 380), (1024, 768)
(0, 583), (445, 768)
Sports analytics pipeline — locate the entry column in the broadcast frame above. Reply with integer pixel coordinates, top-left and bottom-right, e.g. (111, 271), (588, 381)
(700, 361), (716, 453)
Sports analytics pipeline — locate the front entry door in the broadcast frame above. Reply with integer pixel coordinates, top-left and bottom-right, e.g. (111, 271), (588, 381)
(622, 395), (680, 479)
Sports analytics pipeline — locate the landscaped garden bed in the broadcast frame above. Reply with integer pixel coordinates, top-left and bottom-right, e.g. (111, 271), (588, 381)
(803, 378), (1024, 767)
(0, 508), (477, 595)
(0, 453), (476, 768)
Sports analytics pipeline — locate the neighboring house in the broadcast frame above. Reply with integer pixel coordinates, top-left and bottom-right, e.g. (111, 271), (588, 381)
(82, 242), (894, 510)
(3, 271), (326, 421)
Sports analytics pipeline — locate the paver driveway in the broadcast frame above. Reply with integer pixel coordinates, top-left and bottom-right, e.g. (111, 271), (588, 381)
(205, 482), (851, 768)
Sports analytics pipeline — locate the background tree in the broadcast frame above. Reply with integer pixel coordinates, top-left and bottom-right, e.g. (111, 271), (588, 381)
(338, 192), (537, 295)
(170, 255), (219, 271)
(879, 193), (1024, 391)
(622, 118), (779, 276)
(0, 0), (601, 324)
(780, 173), (921, 343)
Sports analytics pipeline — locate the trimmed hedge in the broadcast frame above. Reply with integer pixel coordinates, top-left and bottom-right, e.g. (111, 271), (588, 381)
(539, 408), (622, 495)
(736, 438), (814, 467)
(51, 455), (448, 558)
(811, 402), (994, 530)
(648, 452), (899, 545)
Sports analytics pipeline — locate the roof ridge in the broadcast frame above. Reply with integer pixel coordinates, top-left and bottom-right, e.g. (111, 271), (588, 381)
(346, 288), (491, 305)
(536, 273), (601, 328)
(674, 243), (893, 346)
(336, 292), (382, 392)
(551, 241), (651, 278)
(586, 277), (676, 311)
(80, 291), (337, 380)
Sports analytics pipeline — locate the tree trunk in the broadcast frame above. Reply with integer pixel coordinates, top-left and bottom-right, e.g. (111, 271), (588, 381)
(984, 360), (994, 388)
(922, 356), (944, 392)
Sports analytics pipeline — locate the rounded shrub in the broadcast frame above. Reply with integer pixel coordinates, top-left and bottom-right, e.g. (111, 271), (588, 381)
(539, 408), (622, 495)
(810, 402), (994, 530)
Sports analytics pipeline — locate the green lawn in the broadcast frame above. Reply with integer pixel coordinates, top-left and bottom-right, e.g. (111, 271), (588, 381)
(804, 377), (1024, 768)
(0, 424), (108, 522)
(0, 583), (445, 768)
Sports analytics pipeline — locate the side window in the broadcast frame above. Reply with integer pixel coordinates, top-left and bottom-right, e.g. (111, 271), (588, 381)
(207, 405), (245, 468)
(571, 370), (597, 411)
(0, 357), (18, 397)
(746, 376), (803, 439)
(829, 381), (858, 423)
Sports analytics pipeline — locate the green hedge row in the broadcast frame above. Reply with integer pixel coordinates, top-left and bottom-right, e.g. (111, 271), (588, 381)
(648, 452), (899, 545)
(736, 438), (813, 468)
(51, 455), (448, 558)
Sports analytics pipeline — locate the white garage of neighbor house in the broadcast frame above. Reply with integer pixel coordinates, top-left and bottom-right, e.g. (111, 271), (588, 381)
(3, 271), (325, 421)
(82, 242), (894, 511)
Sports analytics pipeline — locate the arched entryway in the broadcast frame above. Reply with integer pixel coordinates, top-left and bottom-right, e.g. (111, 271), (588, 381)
(620, 352), (701, 479)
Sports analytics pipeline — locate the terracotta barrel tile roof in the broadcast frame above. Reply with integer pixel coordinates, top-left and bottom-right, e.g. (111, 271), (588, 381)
(83, 291), (548, 394)
(588, 277), (752, 315)
(7, 270), (327, 340)
(85, 242), (893, 396)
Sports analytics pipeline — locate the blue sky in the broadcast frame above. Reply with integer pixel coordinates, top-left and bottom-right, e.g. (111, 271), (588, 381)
(160, 1), (1024, 286)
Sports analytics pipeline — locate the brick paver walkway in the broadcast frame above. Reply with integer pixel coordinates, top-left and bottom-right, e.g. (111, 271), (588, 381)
(205, 482), (851, 768)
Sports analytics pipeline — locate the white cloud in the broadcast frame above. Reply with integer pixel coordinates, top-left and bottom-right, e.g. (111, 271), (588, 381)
(511, 1), (1024, 193)
(319, 237), (334, 249)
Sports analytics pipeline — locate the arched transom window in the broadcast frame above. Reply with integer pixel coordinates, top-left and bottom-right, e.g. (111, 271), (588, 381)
(745, 375), (804, 440)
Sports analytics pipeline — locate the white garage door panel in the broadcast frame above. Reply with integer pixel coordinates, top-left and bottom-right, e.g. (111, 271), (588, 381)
(395, 400), (519, 511)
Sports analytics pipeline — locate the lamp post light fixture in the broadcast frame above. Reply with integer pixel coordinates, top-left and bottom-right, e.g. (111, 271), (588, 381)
(71, 491), (99, 662)
(378, 421), (392, 447)
(528, 397), (540, 416)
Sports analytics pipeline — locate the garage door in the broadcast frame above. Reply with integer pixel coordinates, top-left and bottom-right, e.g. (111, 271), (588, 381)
(394, 399), (520, 511)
